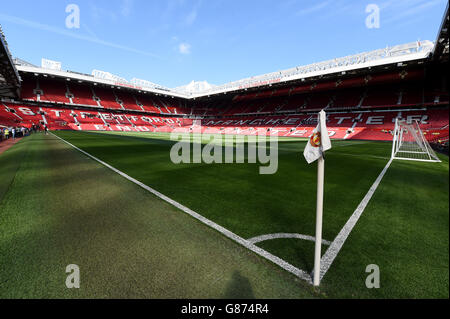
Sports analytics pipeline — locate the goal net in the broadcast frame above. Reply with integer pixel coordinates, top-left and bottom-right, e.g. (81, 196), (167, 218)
(391, 119), (440, 162)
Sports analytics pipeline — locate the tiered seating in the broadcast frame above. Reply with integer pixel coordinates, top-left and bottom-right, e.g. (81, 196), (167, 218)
(43, 108), (75, 130)
(98, 112), (118, 125)
(361, 86), (399, 108)
(401, 87), (424, 105)
(67, 82), (98, 106)
(188, 109), (448, 141)
(283, 95), (306, 111)
(94, 87), (122, 109)
(156, 98), (178, 114)
(271, 87), (292, 97)
(212, 81), (444, 116)
(223, 102), (250, 115)
(423, 128), (449, 143)
(3, 103), (445, 142)
(307, 93), (332, 109)
(136, 95), (161, 113)
(331, 89), (363, 109)
(173, 101), (191, 115)
(2, 104), (44, 127)
(113, 114), (133, 125)
(74, 110), (102, 124)
(44, 108), (75, 124)
(6, 70), (447, 142)
(39, 79), (70, 103)
(114, 90), (142, 111)
(11, 106), (43, 123)
(256, 97), (286, 113)
(0, 105), (22, 126)
(420, 109), (449, 129)
(126, 114), (152, 126)
(349, 128), (393, 141)
(171, 101), (190, 115)
(20, 79), (37, 101)
(19, 78), (188, 115)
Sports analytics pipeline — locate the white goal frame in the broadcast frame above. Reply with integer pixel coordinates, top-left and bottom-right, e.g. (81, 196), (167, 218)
(391, 118), (441, 163)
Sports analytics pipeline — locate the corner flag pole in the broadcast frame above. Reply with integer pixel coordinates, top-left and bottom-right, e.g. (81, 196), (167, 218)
(313, 154), (324, 286)
(304, 109), (330, 286)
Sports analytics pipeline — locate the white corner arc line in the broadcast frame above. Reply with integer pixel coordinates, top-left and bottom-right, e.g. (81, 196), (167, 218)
(319, 158), (393, 281)
(248, 233), (331, 246)
(50, 133), (313, 283)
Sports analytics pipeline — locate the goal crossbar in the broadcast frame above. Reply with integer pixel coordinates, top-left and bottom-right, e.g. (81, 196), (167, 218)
(391, 118), (441, 163)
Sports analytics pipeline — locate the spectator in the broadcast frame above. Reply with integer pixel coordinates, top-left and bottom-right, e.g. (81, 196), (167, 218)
(12, 127), (16, 140)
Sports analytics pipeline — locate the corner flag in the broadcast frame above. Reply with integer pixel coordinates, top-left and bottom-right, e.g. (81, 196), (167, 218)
(303, 110), (331, 286)
(303, 110), (331, 164)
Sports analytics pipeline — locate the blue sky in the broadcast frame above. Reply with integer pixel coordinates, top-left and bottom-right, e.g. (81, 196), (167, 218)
(0, 0), (447, 88)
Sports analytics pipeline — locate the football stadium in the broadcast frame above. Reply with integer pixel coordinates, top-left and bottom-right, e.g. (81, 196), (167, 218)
(0, 1), (448, 301)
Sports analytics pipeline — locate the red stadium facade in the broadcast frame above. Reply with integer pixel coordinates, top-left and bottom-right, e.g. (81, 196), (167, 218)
(2, 63), (448, 144)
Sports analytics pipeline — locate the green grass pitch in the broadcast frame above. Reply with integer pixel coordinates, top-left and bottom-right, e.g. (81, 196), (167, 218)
(0, 131), (448, 298)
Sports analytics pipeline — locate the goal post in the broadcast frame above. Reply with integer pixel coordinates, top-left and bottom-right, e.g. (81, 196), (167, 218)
(391, 118), (441, 162)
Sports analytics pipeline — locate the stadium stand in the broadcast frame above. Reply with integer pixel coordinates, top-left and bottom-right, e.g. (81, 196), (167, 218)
(20, 78), (38, 101)
(114, 89), (142, 111)
(135, 94), (162, 113)
(67, 81), (99, 106)
(1, 30), (448, 146)
(1, 101), (447, 142)
(93, 86), (122, 109)
(39, 79), (71, 103)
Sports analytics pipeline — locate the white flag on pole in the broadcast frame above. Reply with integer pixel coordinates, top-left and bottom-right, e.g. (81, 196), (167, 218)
(303, 110), (332, 164)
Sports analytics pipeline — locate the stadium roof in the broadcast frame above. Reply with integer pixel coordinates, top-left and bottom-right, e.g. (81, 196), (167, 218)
(15, 40), (435, 101)
(433, 2), (449, 62)
(0, 25), (20, 99)
(192, 41), (435, 98)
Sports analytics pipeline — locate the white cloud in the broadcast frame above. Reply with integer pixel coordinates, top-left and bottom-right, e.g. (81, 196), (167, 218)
(121, 0), (134, 17)
(0, 13), (161, 59)
(89, 3), (117, 22)
(184, 0), (202, 26)
(382, 0), (444, 25)
(185, 9), (198, 26)
(296, 1), (330, 16)
(179, 43), (191, 54)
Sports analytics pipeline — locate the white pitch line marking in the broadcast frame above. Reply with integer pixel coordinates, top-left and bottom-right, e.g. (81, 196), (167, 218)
(248, 233), (331, 246)
(50, 133), (313, 283)
(319, 158), (393, 281)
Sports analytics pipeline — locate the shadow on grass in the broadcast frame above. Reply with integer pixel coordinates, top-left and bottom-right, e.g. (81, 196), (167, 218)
(223, 271), (255, 299)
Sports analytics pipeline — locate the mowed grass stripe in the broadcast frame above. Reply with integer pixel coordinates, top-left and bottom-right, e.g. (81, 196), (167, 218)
(321, 156), (449, 298)
(1, 131), (447, 298)
(0, 134), (316, 298)
(54, 130), (448, 298)
(53, 131), (390, 240)
(51, 132), (313, 283)
(0, 138), (29, 203)
(53, 131), (390, 271)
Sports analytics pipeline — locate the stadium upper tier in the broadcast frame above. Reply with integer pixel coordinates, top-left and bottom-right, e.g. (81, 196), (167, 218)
(15, 66), (448, 117)
(14, 41), (434, 99)
(195, 41), (434, 97)
(5, 58), (446, 143)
